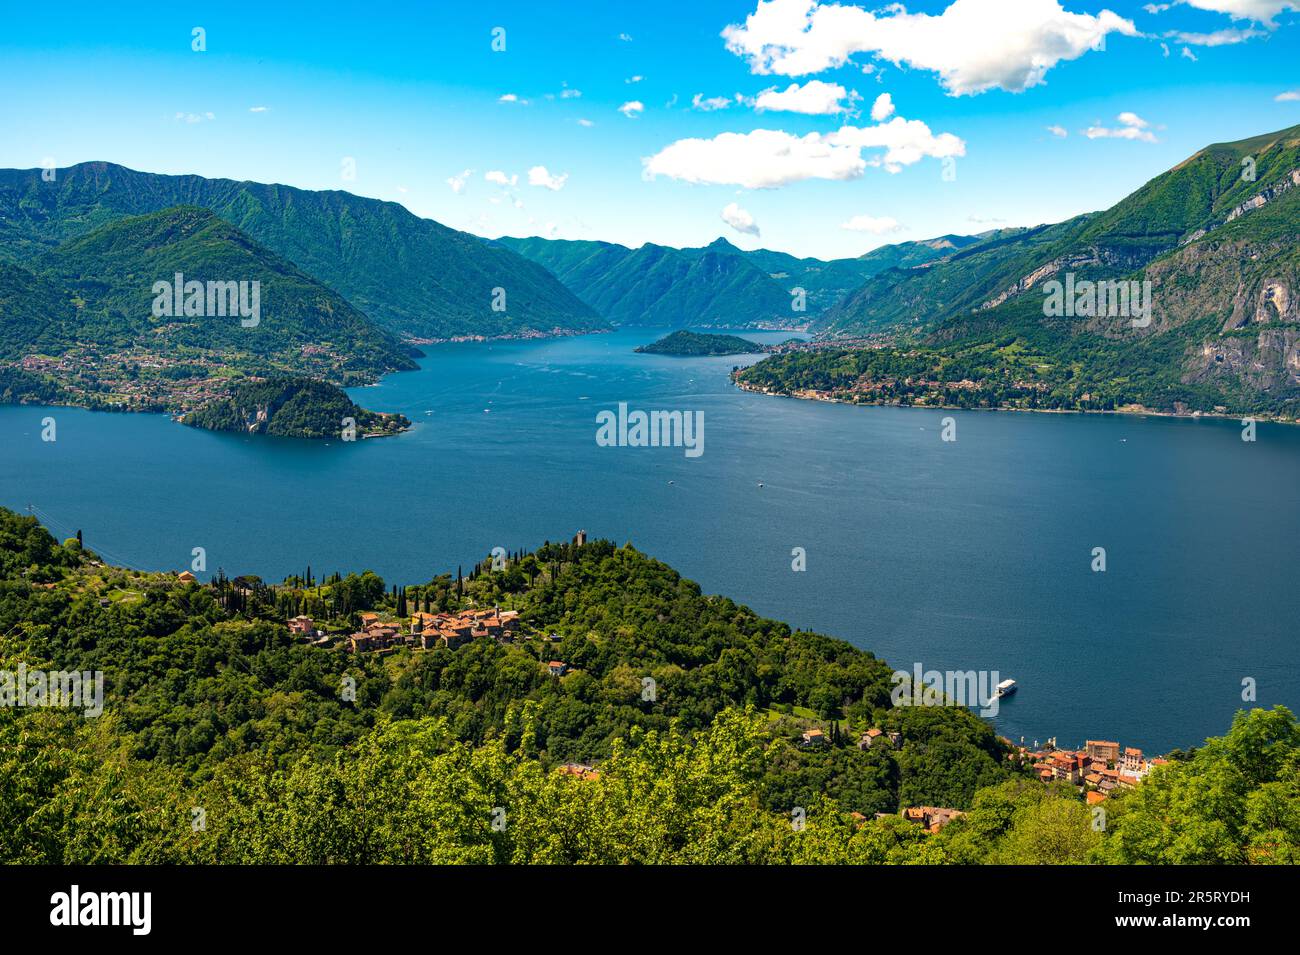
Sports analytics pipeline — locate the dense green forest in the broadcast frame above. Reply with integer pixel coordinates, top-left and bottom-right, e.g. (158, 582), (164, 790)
(1, 507), (1297, 863)
(635, 329), (765, 356)
(183, 376), (409, 439)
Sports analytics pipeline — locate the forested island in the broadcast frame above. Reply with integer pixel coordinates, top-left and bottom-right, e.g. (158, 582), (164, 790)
(636, 329), (766, 356)
(1, 506), (1296, 864)
(183, 376), (410, 439)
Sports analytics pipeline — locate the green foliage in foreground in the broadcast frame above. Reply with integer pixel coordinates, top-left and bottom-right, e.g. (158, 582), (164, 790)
(1, 508), (1296, 864)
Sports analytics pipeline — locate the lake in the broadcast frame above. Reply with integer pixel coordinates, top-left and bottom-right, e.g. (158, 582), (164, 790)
(3, 326), (1297, 753)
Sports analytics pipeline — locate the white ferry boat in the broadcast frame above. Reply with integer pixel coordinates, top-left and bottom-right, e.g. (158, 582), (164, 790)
(994, 679), (1017, 699)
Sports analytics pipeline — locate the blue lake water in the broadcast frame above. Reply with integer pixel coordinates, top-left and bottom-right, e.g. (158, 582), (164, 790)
(3, 326), (1298, 753)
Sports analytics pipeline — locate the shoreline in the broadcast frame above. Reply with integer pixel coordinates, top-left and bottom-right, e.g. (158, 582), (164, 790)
(731, 376), (1300, 427)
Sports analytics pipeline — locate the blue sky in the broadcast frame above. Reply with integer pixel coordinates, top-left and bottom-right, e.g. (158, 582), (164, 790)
(1, 0), (1297, 259)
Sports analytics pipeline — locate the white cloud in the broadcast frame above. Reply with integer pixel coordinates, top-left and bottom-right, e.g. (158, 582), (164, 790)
(646, 129), (865, 188)
(643, 115), (964, 188)
(870, 92), (895, 121)
(840, 214), (901, 233)
(692, 93), (735, 111)
(1179, 1), (1297, 27)
(560, 88), (582, 98)
(754, 80), (855, 114)
(1276, 90), (1300, 101)
(498, 93), (528, 104)
(175, 111), (215, 123)
(721, 0), (1138, 96)
(1160, 41), (1171, 55)
(528, 165), (569, 191)
(619, 100), (645, 118)
(1046, 124), (1068, 137)
(1083, 112), (1158, 142)
(578, 118), (595, 126)
(721, 202), (762, 236)
(1181, 45), (1199, 60)
(1143, 3), (1170, 11)
(447, 169), (473, 194)
(1166, 26), (1264, 44)
(618, 32), (633, 41)
(248, 106), (270, 113)
(485, 170), (519, 186)
(626, 75), (644, 83)
(825, 117), (966, 171)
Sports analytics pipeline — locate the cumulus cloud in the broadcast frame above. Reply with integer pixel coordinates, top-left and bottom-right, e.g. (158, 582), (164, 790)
(1083, 112), (1158, 142)
(175, 111), (215, 123)
(646, 130), (864, 188)
(1181, 45), (1198, 60)
(560, 88), (582, 98)
(248, 106), (270, 113)
(485, 170), (519, 186)
(619, 100), (645, 118)
(1276, 90), (1300, 101)
(870, 92), (895, 121)
(721, 202), (762, 235)
(499, 93), (528, 104)
(447, 169), (473, 194)
(1046, 124), (1068, 137)
(578, 118), (595, 126)
(643, 115), (964, 188)
(721, 0), (1138, 96)
(841, 214), (901, 233)
(825, 117), (966, 171)
(626, 75), (644, 83)
(1179, 0), (1297, 26)
(528, 165), (569, 191)
(754, 80), (855, 114)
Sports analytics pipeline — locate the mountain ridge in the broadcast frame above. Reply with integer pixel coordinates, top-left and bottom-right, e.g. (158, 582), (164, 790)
(0, 161), (605, 341)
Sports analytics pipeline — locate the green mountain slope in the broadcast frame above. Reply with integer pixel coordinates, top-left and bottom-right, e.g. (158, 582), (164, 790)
(496, 235), (798, 326)
(0, 161), (604, 341)
(0, 259), (75, 358)
(824, 124), (1300, 340)
(33, 206), (415, 377)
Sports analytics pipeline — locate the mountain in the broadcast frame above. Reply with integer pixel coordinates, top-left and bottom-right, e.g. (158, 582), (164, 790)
(709, 234), (989, 314)
(0, 206), (418, 412)
(496, 232), (983, 326)
(821, 125), (1300, 340)
(814, 221), (1090, 336)
(495, 235), (797, 326)
(0, 161), (604, 341)
(743, 124), (1300, 418)
(32, 206), (415, 375)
